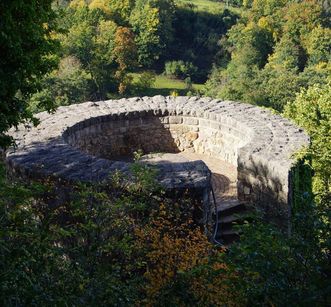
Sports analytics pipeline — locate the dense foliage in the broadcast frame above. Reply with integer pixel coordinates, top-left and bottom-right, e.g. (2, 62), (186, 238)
(0, 0), (330, 305)
(0, 0), (59, 146)
(164, 60), (198, 79)
(26, 0), (238, 110)
(204, 0), (331, 111)
(0, 162), (233, 305)
(1, 159), (330, 305)
(284, 79), (331, 201)
(226, 200), (330, 306)
(169, 4), (239, 82)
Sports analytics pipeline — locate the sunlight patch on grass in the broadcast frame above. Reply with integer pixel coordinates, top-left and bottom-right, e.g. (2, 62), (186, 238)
(175, 0), (242, 14)
(130, 72), (204, 96)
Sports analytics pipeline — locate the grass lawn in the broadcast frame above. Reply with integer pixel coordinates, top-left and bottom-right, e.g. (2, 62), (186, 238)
(175, 0), (242, 14)
(130, 72), (204, 97)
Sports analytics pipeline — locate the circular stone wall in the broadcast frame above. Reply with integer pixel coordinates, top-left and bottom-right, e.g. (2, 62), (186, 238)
(5, 96), (309, 224)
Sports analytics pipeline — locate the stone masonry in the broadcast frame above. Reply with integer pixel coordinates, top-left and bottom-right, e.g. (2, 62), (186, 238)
(5, 96), (309, 224)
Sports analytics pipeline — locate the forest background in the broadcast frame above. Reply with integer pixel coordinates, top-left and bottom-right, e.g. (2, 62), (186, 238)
(0, 0), (330, 305)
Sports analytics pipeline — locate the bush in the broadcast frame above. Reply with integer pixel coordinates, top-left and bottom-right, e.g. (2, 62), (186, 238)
(284, 80), (331, 199)
(133, 71), (156, 93)
(164, 60), (198, 80)
(0, 161), (229, 305)
(224, 194), (330, 306)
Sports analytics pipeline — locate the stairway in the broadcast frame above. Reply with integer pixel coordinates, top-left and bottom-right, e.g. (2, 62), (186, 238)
(178, 152), (250, 246)
(212, 198), (252, 246)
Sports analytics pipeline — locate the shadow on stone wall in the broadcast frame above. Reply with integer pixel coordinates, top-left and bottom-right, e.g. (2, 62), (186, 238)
(6, 138), (115, 183)
(64, 115), (186, 161)
(211, 173), (232, 202)
(238, 157), (290, 231)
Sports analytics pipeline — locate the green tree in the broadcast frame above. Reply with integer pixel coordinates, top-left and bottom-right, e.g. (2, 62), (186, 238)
(89, 0), (135, 24)
(169, 6), (239, 82)
(225, 202), (330, 306)
(130, 0), (175, 67)
(250, 0), (288, 20)
(113, 27), (138, 94)
(284, 80), (331, 199)
(164, 60), (198, 79)
(304, 25), (331, 65)
(29, 56), (92, 112)
(0, 0), (59, 147)
(254, 65), (302, 110)
(61, 5), (139, 98)
(92, 19), (120, 96)
(203, 20), (274, 104)
(204, 0), (330, 111)
(0, 159), (231, 305)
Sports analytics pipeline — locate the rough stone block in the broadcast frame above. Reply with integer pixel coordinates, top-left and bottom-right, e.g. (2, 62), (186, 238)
(183, 117), (199, 125)
(185, 131), (199, 142)
(168, 116), (183, 124)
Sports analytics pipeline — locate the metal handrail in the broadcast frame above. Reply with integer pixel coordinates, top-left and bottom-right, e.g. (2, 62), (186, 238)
(211, 186), (223, 245)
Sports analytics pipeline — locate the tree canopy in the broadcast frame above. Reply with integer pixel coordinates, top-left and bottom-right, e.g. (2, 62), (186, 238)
(0, 0), (59, 147)
(284, 79), (331, 200)
(204, 0), (331, 111)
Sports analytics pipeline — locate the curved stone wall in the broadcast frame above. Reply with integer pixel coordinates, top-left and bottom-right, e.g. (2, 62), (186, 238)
(63, 112), (249, 164)
(5, 96), (309, 223)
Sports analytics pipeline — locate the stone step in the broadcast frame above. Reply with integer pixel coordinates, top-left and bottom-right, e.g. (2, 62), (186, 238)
(219, 213), (250, 224)
(213, 200), (253, 245)
(217, 200), (248, 217)
(216, 229), (240, 245)
(216, 220), (243, 234)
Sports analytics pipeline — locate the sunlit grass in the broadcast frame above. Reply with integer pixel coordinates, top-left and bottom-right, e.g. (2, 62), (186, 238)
(175, 0), (242, 14)
(130, 72), (204, 96)
(154, 75), (204, 90)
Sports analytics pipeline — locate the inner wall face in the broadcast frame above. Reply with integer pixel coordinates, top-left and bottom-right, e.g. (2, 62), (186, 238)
(65, 114), (248, 164)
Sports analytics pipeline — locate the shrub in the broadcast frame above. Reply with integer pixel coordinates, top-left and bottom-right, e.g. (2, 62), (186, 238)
(224, 195), (330, 306)
(0, 161), (230, 305)
(164, 60), (198, 79)
(133, 71), (156, 93)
